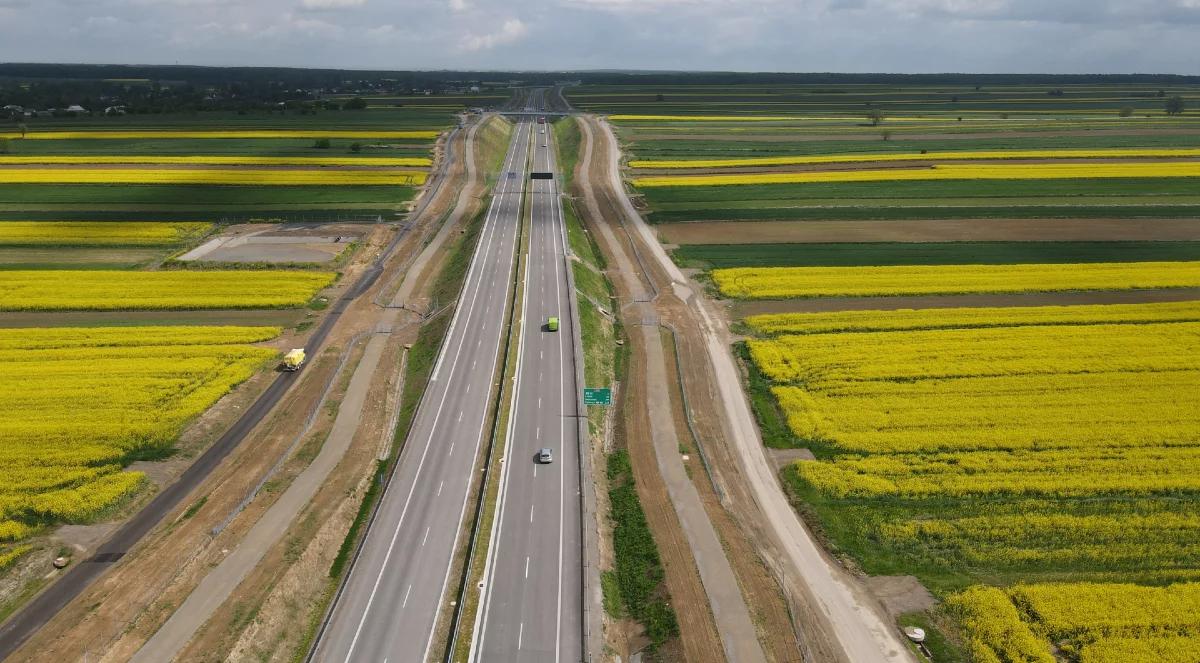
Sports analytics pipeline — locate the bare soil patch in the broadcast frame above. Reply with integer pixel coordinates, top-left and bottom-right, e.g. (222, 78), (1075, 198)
(180, 222), (365, 264)
(52, 524), (119, 555)
(864, 576), (936, 621)
(766, 449), (816, 472)
(0, 247), (164, 266)
(731, 287), (1200, 316)
(657, 218), (1200, 245)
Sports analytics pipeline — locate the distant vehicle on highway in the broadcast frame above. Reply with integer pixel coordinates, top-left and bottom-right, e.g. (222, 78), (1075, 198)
(537, 116), (546, 124)
(546, 316), (559, 331)
(537, 447), (554, 464)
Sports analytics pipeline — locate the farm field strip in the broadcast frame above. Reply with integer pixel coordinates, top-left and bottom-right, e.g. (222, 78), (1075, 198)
(747, 300), (1200, 334)
(0, 155), (432, 167)
(630, 147), (1200, 169)
(0, 270), (334, 310)
(675, 241), (1200, 269)
(0, 168), (427, 186)
(0, 130), (440, 140)
(713, 261), (1200, 299)
(634, 161), (1200, 187)
(658, 220), (1200, 247)
(0, 325), (281, 543)
(0, 221), (211, 246)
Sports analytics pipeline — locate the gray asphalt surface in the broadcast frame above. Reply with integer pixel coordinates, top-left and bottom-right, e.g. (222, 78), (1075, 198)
(471, 115), (583, 662)
(311, 119), (533, 663)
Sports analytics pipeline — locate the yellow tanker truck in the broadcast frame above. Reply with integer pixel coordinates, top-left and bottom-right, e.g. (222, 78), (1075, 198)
(283, 348), (306, 371)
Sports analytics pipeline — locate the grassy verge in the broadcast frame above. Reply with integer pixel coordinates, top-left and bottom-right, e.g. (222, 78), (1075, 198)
(605, 450), (679, 651)
(733, 343), (803, 449)
(899, 611), (967, 663)
(475, 116), (514, 186)
(0, 184), (415, 207)
(555, 117), (582, 189)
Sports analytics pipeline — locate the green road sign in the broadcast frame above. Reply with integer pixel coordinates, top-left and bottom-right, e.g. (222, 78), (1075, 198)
(583, 388), (612, 406)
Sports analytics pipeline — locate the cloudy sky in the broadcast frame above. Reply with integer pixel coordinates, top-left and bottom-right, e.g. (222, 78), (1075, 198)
(1, 0), (1198, 74)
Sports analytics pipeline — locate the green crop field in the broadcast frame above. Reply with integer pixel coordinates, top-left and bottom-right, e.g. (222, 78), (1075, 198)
(674, 241), (1200, 268)
(0, 105), (452, 219)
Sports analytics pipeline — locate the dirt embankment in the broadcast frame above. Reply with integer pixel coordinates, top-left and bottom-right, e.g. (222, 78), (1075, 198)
(657, 218), (1200, 245)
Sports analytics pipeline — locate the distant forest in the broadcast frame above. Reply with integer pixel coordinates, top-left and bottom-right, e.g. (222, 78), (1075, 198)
(2, 63), (1198, 117)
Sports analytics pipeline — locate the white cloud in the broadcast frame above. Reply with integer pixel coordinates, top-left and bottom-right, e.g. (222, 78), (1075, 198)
(300, 0), (365, 9)
(459, 17), (528, 51)
(449, 0), (470, 11)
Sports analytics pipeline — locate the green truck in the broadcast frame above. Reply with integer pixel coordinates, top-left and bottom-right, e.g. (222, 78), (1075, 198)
(546, 316), (559, 332)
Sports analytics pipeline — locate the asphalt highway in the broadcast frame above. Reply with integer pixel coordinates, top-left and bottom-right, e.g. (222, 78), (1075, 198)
(312, 119), (534, 662)
(471, 117), (583, 662)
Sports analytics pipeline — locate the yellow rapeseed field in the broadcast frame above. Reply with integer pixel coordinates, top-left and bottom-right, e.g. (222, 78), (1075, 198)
(947, 583), (1200, 663)
(0, 326), (280, 542)
(945, 586), (1054, 663)
(633, 161), (1200, 187)
(0, 270), (335, 310)
(0, 168), (427, 186)
(0, 130), (439, 140)
(713, 261), (1200, 299)
(759, 304), (1200, 593)
(0, 155), (433, 167)
(0, 544), (32, 570)
(631, 148), (1200, 169)
(0, 221), (211, 247)
(753, 321), (1200, 457)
